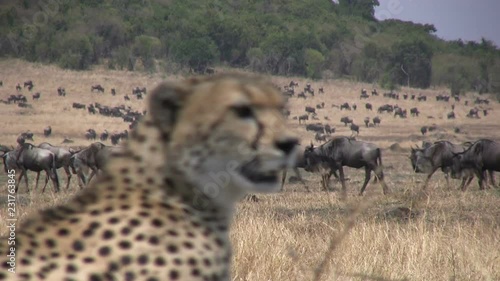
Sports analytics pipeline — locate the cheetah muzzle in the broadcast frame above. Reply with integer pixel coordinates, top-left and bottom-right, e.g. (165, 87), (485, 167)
(0, 74), (298, 281)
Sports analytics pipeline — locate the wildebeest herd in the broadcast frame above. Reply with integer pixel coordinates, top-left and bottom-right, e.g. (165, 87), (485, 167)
(1, 78), (498, 195)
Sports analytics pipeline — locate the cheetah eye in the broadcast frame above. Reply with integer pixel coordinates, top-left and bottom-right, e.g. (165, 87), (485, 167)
(231, 105), (254, 119)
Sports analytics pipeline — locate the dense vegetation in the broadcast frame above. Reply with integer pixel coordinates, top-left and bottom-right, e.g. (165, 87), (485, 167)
(1, 0), (499, 95)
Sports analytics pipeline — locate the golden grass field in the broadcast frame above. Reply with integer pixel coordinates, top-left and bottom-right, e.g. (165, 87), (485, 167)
(0, 59), (499, 280)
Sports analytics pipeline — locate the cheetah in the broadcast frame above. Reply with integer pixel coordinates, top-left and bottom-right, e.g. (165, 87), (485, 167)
(0, 74), (298, 280)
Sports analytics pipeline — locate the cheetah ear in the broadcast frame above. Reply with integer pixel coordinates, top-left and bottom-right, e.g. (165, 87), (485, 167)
(148, 80), (195, 132)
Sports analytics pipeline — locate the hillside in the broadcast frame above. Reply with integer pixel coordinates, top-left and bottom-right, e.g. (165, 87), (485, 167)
(1, 0), (499, 96)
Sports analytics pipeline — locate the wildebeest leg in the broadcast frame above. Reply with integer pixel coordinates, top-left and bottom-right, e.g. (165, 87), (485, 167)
(489, 171), (497, 188)
(16, 169), (29, 193)
(64, 166), (72, 190)
(41, 171), (50, 193)
(423, 167), (438, 189)
(474, 169), (485, 190)
(280, 170), (287, 191)
(86, 167), (99, 184)
(460, 176), (474, 191)
(338, 166), (347, 199)
(35, 171), (43, 191)
(359, 167), (371, 196)
(374, 167), (389, 195)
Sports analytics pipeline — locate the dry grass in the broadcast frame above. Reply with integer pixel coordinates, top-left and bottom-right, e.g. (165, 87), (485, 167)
(1, 59), (499, 280)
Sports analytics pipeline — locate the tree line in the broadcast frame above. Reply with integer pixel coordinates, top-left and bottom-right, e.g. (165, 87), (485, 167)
(0, 0), (499, 95)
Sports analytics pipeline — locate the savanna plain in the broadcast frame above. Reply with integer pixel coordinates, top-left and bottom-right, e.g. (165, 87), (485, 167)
(0, 60), (499, 281)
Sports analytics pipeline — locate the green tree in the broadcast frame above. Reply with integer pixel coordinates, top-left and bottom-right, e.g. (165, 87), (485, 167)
(388, 39), (433, 88)
(337, 0), (380, 21)
(170, 37), (219, 70)
(304, 48), (325, 79)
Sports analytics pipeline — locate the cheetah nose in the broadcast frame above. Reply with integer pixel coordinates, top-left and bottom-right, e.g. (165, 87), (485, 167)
(275, 137), (299, 155)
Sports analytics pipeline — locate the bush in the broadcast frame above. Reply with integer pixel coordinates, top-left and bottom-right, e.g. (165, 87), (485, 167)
(304, 48), (325, 79)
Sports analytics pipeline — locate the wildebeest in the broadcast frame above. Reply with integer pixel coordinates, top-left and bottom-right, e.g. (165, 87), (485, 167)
(417, 95), (427, 102)
(124, 95), (131, 101)
(57, 87), (66, 96)
(111, 88), (116, 96)
(352, 104), (357, 111)
(24, 80), (34, 89)
(409, 141), (476, 189)
(100, 130), (109, 141)
(340, 102), (351, 110)
(91, 84), (105, 93)
(340, 116), (352, 126)
(360, 90), (369, 99)
(304, 137), (389, 196)
(364, 117), (370, 127)
(373, 116), (381, 126)
(16, 83), (21, 91)
(315, 133), (327, 142)
(394, 108), (407, 118)
(72, 102), (86, 110)
(70, 142), (123, 188)
(371, 89), (378, 96)
(324, 124), (334, 134)
(306, 123), (325, 134)
(32, 92), (41, 100)
(350, 123), (360, 135)
(365, 103), (372, 111)
(298, 114), (309, 124)
(378, 104), (394, 113)
(38, 142), (74, 190)
(420, 126), (428, 135)
(305, 106), (316, 115)
(44, 126), (52, 137)
(447, 111), (455, 119)
(110, 130), (128, 145)
(9, 143), (60, 193)
(297, 92), (306, 99)
(450, 139), (500, 190)
(85, 129), (97, 140)
(410, 107), (419, 117)
(19, 131), (34, 142)
(467, 108), (479, 118)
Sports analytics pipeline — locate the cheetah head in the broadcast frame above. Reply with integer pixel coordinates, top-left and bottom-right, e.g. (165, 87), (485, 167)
(147, 74), (298, 208)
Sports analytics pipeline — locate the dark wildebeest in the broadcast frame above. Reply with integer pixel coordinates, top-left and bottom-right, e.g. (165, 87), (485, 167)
(306, 123), (325, 134)
(352, 104), (357, 111)
(85, 129), (97, 140)
(70, 142), (123, 188)
(450, 139), (499, 190)
(467, 108), (479, 118)
(32, 92), (41, 100)
(72, 102), (86, 110)
(420, 126), (428, 136)
(44, 126), (52, 137)
(377, 104), (394, 113)
(100, 130), (109, 141)
(11, 143), (60, 193)
(91, 84), (105, 93)
(340, 102), (351, 110)
(364, 117), (370, 127)
(447, 111), (455, 119)
(409, 141), (478, 189)
(394, 108), (407, 118)
(297, 92), (306, 99)
(298, 114), (309, 124)
(57, 87), (66, 96)
(20, 131), (34, 142)
(304, 137), (389, 196)
(24, 80), (34, 89)
(315, 133), (327, 142)
(365, 103), (372, 111)
(372, 116), (381, 126)
(410, 107), (419, 117)
(111, 88), (116, 96)
(124, 95), (131, 101)
(38, 142), (74, 190)
(350, 123), (360, 135)
(305, 106), (316, 115)
(324, 124), (334, 134)
(340, 116), (353, 126)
